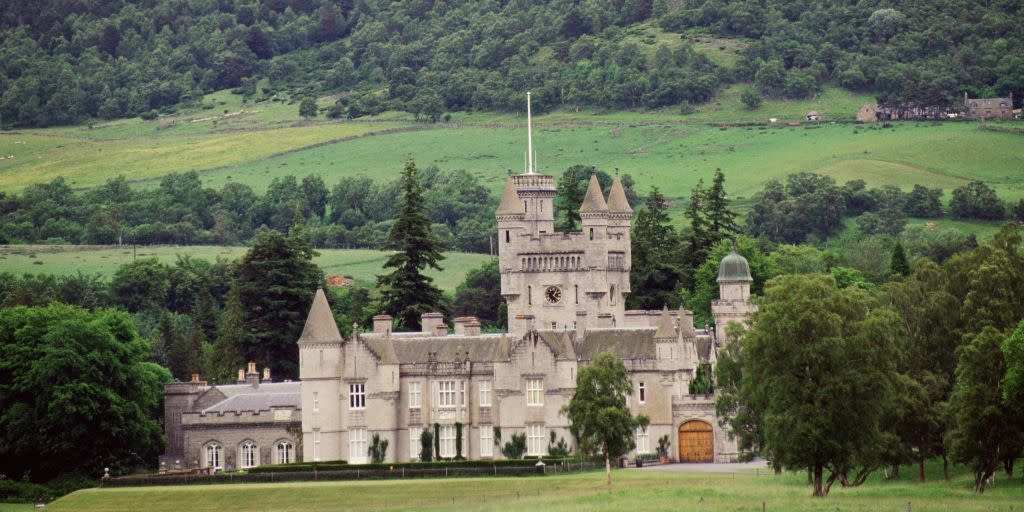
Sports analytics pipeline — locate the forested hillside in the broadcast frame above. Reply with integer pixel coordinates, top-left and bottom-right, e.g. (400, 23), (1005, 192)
(2, 0), (1022, 128)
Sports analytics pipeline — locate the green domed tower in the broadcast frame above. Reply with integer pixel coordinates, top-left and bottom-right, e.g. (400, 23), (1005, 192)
(711, 242), (756, 342)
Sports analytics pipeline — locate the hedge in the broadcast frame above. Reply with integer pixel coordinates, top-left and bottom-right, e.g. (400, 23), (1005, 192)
(248, 457), (581, 474)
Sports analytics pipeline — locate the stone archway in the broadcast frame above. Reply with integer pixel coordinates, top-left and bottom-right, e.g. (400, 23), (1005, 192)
(678, 420), (713, 462)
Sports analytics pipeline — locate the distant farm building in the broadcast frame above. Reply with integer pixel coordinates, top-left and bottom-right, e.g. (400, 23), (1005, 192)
(964, 92), (1014, 120)
(856, 103), (955, 122)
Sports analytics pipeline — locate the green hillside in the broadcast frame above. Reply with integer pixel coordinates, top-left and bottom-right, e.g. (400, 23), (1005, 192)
(0, 245), (490, 292)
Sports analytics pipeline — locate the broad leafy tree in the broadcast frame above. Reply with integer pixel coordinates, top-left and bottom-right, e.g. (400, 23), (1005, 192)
(735, 274), (902, 497)
(0, 304), (170, 480)
(377, 157), (448, 330)
(562, 352), (649, 488)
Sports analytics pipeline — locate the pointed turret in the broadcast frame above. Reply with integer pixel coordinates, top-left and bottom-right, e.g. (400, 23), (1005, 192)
(496, 175), (523, 217)
(578, 174), (609, 214)
(606, 175), (632, 214)
(654, 306), (676, 339)
(298, 287), (343, 344)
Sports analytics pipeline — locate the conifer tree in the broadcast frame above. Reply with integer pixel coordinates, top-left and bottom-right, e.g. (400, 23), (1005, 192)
(377, 157), (448, 330)
(684, 179), (710, 271)
(889, 241), (910, 277)
(555, 165), (590, 231)
(211, 284), (246, 383)
(628, 187), (683, 309)
(703, 168), (739, 244)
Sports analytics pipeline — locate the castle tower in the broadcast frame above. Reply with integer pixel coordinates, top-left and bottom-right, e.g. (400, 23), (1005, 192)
(498, 93), (633, 335)
(298, 287), (344, 462)
(710, 243), (756, 341)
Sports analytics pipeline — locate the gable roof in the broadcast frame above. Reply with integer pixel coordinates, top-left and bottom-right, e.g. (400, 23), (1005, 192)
(496, 176), (522, 216)
(606, 176), (632, 214)
(200, 382), (302, 413)
(653, 308), (676, 339)
(578, 174), (609, 214)
(575, 328), (656, 360)
(358, 333), (511, 364)
(298, 288), (342, 344)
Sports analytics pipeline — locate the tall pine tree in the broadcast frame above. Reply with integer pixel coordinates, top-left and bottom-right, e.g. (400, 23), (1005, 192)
(704, 168), (739, 246)
(889, 241), (911, 277)
(377, 157), (448, 330)
(684, 178), (710, 272)
(628, 187), (684, 309)
(211, 284), (246, 383)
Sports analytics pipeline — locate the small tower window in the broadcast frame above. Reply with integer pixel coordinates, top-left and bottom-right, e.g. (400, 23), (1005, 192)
(610, 285), (616, 305)
(589, 228), (594, 240)
(528, 286), (532, 305)
(575, 285), (579, 304)
(524, 201), (527, 213)
(505, 230), (510, 243)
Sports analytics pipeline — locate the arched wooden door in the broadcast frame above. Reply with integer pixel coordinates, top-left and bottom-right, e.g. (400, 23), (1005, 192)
(678, 420), (713, 462)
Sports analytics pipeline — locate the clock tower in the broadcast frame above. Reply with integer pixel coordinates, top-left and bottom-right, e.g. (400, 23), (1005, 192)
(496, 93), (632, 335)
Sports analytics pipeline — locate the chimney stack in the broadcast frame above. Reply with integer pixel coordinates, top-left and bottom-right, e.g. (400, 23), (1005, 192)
(421, 312), (445, 335)
(191, 373), (200, 383)
(454, 316), (481, 336)
(237, 369), (245, 383)
(245, 361), (259, 387)
(262, 367), (271, 382)
(373, 315), (392, 335)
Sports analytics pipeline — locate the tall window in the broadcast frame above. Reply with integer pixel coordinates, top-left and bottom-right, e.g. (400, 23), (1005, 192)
(438, 380), (456, 408)
(349, 428), (367, 463)
(479, 380), (491, 407)
(440, 425), (456, 458)
(638, 382), (646, 404)
(409, 382), (421, 409)
(636, 426), (650, 454)
(313, 429), (321, 461)
(409, 427), (422, 460)
(526, 379), (544, 406)
(349, 383), (365, 409)
(505, 230), (510, 243)
(526, 425), (545, 456)
(239, 441), (258, 469)
(313, 391), (319, 412)
(480, 426), (493, 457)
(459, 380), (467, 407)
(276, 441), (293, 464)
(204, 442), (222, 470)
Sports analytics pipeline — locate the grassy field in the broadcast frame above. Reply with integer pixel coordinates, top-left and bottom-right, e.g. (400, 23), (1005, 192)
(44, 463), (1024, 512)
(0, 246), (491, 292)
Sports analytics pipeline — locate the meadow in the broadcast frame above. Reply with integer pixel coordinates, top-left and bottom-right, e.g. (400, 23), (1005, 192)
(42, 462), (1024, 512)
(0, 246), (491, 292)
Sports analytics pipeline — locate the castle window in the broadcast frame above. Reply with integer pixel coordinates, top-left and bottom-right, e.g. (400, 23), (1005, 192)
(313, 391), (319, 412)
(479, 380), (491, 407)
(526, 378), (544, 406)
(528, 286), (532, 305)
(610, 285), (616, 305)
(349, 383), (365, 410)
(551, 322), (557, 329)
(589, 228), (594, 240)
(638, 382), (646, 404)
(575, 285), (579, 304)
(313, 429), (321, 461)
(635, 426), (650, 454)
(480, 426), (493, 457)
(409, 427), (422, 460)
(439, 425), (456, 458)
(506, 230), (510, 243)
(349, 428), (367, 464)
(204, 442), (223, 471)
(523, 201), (527, 213)
(460, 380), (467, 407)
(409, 382), (421, 409)
(239, 441), (258, 469)
(438, 380), (456, 408)
(276, 440), (293, 464)
(526, 424), (545, 456)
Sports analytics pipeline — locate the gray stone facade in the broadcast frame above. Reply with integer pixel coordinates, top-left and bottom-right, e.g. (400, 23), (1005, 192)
(298, 164), (756, 464)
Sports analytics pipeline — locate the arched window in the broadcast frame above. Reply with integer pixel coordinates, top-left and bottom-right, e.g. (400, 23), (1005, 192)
(204, 442), (222, 471)
(276, 440), (294, 464)
(239, 441), (258, 469)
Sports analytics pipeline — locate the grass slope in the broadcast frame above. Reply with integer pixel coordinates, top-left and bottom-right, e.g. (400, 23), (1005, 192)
(46, 463), (1023, 512)
(0, 246), (491, 292)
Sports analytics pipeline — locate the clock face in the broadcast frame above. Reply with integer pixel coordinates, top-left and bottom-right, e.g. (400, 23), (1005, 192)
(544, 286), (562, 304)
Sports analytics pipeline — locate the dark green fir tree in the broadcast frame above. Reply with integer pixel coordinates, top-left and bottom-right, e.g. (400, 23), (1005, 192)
(377, 157), (448, 330)
(890, 241), (911, 277)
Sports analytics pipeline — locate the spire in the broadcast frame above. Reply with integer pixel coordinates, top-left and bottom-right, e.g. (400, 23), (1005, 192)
(579, 174), (609, 214)
(496, 175), (522, 216)
(606, 175), (632, 214)
(526, 92), (535, 174)
(654, 306), (675, 339)
(298, 287), (343, 343)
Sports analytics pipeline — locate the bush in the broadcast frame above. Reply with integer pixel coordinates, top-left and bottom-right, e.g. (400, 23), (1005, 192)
(740, 88), (762, 110)
(248, 458), (572, 474)
(140, 110), (158, 120)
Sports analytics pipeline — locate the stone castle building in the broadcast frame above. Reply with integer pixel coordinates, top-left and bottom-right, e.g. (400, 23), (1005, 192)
(163, 98), (757, 469)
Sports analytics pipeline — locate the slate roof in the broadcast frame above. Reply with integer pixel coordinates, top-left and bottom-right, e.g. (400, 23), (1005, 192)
(575, 328), (657, 360)
(298, 287), (343, 344)
(578, 174), (609, 214)
(496, 176), (523, 216)
(606, 176), (633, 214)
(201, 382), (301, 413)
(653, 308), (676, 339)
(358, 333), (511, 364)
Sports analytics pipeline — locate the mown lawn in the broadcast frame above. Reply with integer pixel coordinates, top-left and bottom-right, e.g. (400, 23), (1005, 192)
(0, 246), (491, 292)
(45, 462), (1023, 512)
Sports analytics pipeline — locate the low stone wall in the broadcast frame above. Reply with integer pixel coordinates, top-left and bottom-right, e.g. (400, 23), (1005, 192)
(102, 461), (601, 487)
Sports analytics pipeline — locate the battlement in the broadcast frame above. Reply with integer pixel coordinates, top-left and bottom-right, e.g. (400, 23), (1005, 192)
(511, 173), (555, 191)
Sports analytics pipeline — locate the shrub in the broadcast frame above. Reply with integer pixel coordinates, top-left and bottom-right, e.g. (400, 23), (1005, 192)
(501, 433), (527, 459)
(140, 110), (158, 120)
